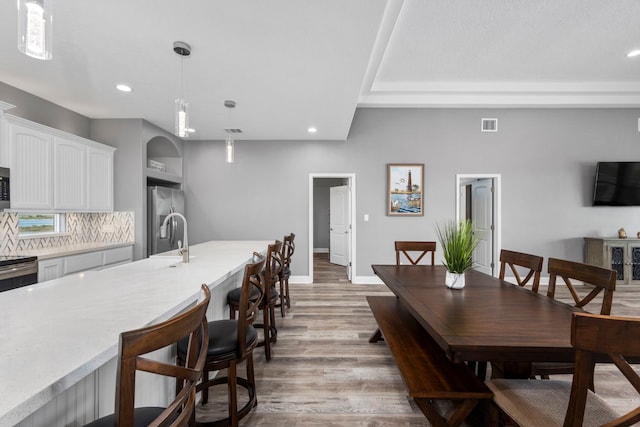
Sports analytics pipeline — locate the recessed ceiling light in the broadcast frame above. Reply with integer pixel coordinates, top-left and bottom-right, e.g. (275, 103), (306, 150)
(115, 84), (133, 92)
(626, 50), (640, 58)
(308, 127), (317, 133)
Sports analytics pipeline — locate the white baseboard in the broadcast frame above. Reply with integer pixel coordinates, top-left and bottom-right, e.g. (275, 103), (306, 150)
(353, 275), (384, 285)
(313, 248), (329, 253)
(290, 275), (312, 284)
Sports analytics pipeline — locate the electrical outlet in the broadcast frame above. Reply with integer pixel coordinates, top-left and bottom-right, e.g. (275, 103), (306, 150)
(102, 224), (115, 233)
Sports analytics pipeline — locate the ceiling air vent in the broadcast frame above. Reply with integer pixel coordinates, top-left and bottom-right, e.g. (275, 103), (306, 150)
(481, 118), (498, 132)
(224, 128), (243, 133)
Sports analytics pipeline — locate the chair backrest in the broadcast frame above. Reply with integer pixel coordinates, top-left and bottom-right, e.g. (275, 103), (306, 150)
(564, 312), (640, 426)
(281, 233), (295, 271)
(237, 254), (266, 358)
(546, 258), (616, 315)
(115, 284), (210, 426)
(263, 240), (284, 305)
(498, 249), (544, 292)
(266, 240), (283, 292)
(395, 241), (436, 265)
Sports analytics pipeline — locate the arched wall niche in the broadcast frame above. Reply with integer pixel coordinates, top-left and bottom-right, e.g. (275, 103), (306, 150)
(146, 136), (183, 180)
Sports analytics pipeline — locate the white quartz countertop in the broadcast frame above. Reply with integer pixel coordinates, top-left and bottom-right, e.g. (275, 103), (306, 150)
(0, 240), (271, 426)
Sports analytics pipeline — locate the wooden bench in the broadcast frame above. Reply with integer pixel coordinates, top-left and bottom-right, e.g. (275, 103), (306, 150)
(367, 296), (495, 427)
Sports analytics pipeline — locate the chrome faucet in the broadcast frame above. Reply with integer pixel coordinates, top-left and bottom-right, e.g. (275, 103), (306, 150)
(160, 212), (189, 263)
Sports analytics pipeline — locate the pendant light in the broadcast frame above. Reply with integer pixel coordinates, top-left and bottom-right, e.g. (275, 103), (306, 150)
(224, 100), (236, 163)
(17, 0), (53, 60)
(173, 41), (191, 138)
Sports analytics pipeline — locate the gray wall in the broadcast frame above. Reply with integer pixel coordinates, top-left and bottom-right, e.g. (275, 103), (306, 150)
(184, 107), (640, 280)
(90, 119), (145, 259)
(0, 82), (90, 137)
(313, 178), (348, 250)
(90, 119), (184, 260)
(3, 81), (640, 280)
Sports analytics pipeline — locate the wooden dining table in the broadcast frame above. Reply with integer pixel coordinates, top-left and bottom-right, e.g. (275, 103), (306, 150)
(371, 264), (584, 375)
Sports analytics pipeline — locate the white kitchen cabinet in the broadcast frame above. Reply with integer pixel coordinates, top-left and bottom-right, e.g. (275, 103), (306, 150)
(0, 107), (11, 168)
(54, 137), (86, 210)
(9, 120), (54, 210)
(86, 146), (114, 211)
(37, 245), (133, 282)
(38, 258), (64, 282)
(64, 251), (103, 275)
(102, 246), (133, 268)
(3, 114), (115, 211)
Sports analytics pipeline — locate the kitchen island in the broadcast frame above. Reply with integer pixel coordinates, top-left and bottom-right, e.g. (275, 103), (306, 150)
(0, 240), (271, 427)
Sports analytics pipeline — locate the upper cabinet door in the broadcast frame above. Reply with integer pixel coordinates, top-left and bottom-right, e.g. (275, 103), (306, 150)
(10, 122), (54, 210)
(86, 146), (113, 211)
(54, 137), (86, 210)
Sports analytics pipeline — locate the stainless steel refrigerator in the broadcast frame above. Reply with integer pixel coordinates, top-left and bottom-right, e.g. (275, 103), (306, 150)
(147, 186), (186, 256)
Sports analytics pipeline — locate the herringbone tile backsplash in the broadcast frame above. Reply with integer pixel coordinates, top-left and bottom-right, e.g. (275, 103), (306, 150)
(0, 212), (134, 253)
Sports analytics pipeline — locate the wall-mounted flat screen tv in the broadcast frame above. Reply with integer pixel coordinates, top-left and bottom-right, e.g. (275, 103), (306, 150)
(593, 162), (640, 206)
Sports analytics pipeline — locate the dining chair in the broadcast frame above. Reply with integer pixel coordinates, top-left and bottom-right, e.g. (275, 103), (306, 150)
(228, 242), (282, 361)
(395, 241), (436, 265)
(487, 312), (640, 427)
(179, 255), (266, 427)
(369, 241), (437, 344)
(471, 250), (544, 379)
(531, 257), (617, 379)
(84, 284), (210, 427)
(545, 257), (616, 314)
(277, 232), (295, 317)
(498, 249), (544, 292)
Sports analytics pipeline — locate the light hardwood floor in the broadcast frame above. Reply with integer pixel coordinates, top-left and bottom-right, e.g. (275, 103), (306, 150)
(195, 254), (640, 426)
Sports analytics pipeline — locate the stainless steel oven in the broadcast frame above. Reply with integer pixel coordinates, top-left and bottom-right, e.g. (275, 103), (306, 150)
(0, 256), (38, 292)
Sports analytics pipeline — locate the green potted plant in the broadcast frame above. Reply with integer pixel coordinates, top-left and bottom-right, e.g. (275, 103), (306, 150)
(435, 219), (479, 289)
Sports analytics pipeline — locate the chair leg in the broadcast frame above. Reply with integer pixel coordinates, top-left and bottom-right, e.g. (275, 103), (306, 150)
(246, 354), (257, 408)
(201, 369), (209, 404)
(279, 280), (286, 317)
(229, 303), (236, 320)
(270, 303), (278, 344)
(228, 361), (238, 427)
(263, 306), (272, 361)
(284, 277), (291, 308)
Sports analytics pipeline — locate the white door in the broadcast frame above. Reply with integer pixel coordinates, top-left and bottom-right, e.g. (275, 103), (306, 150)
(329, 185), (350, 269)
(471, 179), (494, 275)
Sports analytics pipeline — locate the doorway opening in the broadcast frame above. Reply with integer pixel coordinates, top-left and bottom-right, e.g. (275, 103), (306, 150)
(456, 174), (501, 277)
(309, 173), (356, 284)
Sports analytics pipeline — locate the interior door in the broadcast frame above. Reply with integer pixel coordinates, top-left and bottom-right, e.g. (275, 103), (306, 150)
(329, 185), (350, 269)
(471, 178), (494, 275)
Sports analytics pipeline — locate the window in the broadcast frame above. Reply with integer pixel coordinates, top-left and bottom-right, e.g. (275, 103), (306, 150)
(18, 213), (66, 236)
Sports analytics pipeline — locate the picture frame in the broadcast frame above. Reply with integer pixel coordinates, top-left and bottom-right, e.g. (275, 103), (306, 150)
(387, 163), (424, 216)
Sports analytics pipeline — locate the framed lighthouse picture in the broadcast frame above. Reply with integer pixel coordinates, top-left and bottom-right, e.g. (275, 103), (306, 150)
(387, 163), (424, 216)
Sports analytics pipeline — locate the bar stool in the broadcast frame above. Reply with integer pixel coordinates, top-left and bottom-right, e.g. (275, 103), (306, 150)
(85, 284), (210, 427)
(179, 255), (266, 427)
(277, 233), (295, 317)
(228, 241), (283, 361)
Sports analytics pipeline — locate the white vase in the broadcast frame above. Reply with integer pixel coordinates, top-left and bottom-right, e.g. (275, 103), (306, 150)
(445, 271), (465, 289)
